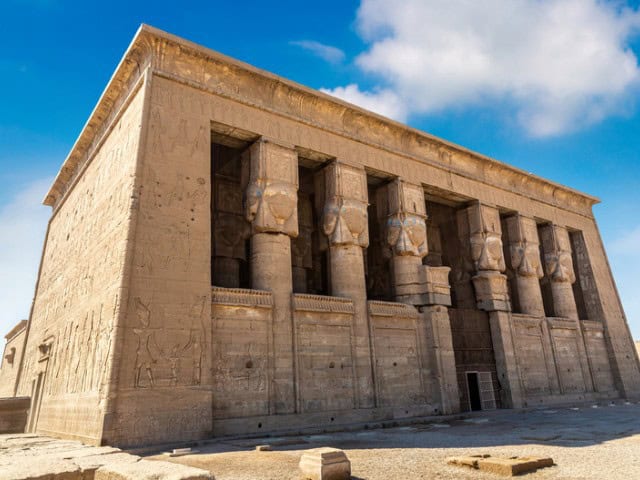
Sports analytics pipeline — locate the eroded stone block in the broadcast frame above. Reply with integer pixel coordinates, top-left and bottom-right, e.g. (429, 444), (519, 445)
(95, 459), (213, 480)
(299, 447), (351, 480)
(447, 454), (554, 476)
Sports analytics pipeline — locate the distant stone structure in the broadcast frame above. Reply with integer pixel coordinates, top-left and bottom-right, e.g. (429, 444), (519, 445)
(1, 25), (639, 448)
(0, 320), (27, 397)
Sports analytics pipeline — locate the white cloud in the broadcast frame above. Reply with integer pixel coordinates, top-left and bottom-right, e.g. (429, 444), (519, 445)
(291, 40), (346, 64)
(322, 0), (640, 136)
(0, 178), (51, 339)
(608, 224), (640, 339)
(320, 84), (409, 121)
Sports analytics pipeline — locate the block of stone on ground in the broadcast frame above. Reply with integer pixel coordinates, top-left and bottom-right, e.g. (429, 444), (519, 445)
(447, 454), (554, 476)
(299, 447), (351, 480)
(0, 434), (213, 480)
(95, 459), (213, 480)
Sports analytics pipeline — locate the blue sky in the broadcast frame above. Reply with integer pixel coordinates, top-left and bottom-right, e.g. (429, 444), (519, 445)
(1, 0), (639, 339)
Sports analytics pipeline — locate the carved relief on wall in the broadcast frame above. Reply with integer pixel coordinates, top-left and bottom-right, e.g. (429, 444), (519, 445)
(131, 295), (207, 389)
(540, 225), (576, 284)
(506, 215), (544, 279)
(243, 140), (299, 236)
(319, 162), (369, 248)
(458, 203), (506, 272)
(383, 180), (428, 258)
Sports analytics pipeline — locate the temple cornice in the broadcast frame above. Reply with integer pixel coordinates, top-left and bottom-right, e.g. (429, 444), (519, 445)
(44, 24), (599, 216)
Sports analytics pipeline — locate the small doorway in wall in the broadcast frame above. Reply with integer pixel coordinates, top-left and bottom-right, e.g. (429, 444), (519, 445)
(466, 371), (497, 411)
(467, 372), (482, 411)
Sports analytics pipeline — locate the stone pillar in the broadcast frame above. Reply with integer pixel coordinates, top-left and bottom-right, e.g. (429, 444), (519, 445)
(539, 224), (594, 392)
(539, 224), (579, 320)
(380, 179), (429, 305)
(318, 161), (375, 408)
(243, 139), (298, 414)
(505, 215), (545, 316)
(457, 202), (524, 408)
(420, 265), (459, 414)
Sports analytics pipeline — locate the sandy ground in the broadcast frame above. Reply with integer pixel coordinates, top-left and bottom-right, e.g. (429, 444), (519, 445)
(147, 402), (640, 479)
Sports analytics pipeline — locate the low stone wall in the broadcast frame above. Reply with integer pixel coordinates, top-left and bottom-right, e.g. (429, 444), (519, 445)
(0, 396), (30, 434)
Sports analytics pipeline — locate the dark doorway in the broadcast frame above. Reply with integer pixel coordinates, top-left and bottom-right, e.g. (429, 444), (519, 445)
(467, 372), (482, 411)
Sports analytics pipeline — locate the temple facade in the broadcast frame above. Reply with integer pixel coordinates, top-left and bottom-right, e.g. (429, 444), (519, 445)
(4, 25), (640, 447)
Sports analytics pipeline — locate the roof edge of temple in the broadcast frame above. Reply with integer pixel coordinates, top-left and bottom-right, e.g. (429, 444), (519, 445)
(43, 24), (601, 209)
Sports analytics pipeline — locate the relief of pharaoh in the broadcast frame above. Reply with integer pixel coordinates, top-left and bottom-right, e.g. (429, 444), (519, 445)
(470, 230), (506, 272)
(245, 179), (298, 235)
(386, 213), (428, 257)
(322, 197), (369, 247)
(510, 240), (544, 279)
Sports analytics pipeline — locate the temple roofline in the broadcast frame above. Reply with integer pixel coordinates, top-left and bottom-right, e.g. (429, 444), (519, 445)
(43, 24), (600, 211)
(4, 320), (27, 342)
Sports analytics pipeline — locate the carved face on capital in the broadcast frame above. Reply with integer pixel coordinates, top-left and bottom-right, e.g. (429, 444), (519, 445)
(322, 197), (369, 247)
(470, 232), (506, 272)
(510, 241), (544, 278)
(386, 213), (428, 257)
(545, 250), (576, 283)
(245, 180), (298, 235)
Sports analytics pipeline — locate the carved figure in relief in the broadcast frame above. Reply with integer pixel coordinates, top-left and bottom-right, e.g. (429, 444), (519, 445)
(467, 205), (506, 272)
(245, 180), (298, 235)
(510, 240), (544, 278)
(386, 213), (428, 257)
(545, 242), (576, 283)
(322, 197), (369, 247)
(132, 298), (159, 388)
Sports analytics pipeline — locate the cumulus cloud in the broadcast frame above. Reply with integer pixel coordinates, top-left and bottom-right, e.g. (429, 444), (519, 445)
(320, 84), (408, 121)
(0, 178), (51, 338)
(291, 40), (346, 64)
(322, 0), (640, 136)
(608, 224), (640, 338)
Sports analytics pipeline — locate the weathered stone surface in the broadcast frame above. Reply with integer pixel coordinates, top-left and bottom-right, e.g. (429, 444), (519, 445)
(0, 396), (29, 434)
(95, 459), (213, 480)
(0, 434), (211, 480)
(299, 447), (351, 480)
(447, 454), (554, 476)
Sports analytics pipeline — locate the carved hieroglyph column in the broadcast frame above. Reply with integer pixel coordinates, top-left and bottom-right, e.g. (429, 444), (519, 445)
(539, 224), (579, 320)
(457, 202), (524, 408)
(381, 179), (429, 304)
(319, 161), (375, 408)
(244, 139), (298, 414)
(505, 215), (545, 316)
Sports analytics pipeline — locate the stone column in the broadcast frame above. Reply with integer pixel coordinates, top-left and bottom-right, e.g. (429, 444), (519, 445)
(243, 139), (298, 414)
(420, 265), (460, 414)
(380, 179), (429, 305)
(318, 161), (375, 408)
(539, 224), (579, 320)
(457, 202), (524, 408)
(504, 215), (545, 316)
(539, 224), (594, 392)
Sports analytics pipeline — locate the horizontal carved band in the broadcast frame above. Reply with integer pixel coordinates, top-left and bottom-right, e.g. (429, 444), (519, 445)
(580, 320), (603, 331)
(293, 293), (354, 314)
(212, 286), (273, 307)
(368, 300), (419, 318)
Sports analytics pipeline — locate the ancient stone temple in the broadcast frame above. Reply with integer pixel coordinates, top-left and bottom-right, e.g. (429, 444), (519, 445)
(3, 25), (639, 448)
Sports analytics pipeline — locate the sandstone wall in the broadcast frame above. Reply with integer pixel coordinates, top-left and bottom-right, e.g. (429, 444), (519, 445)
(101, 76), (213, 447)
(15, 85), (146, 443)
(0, 321), (27, 397)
